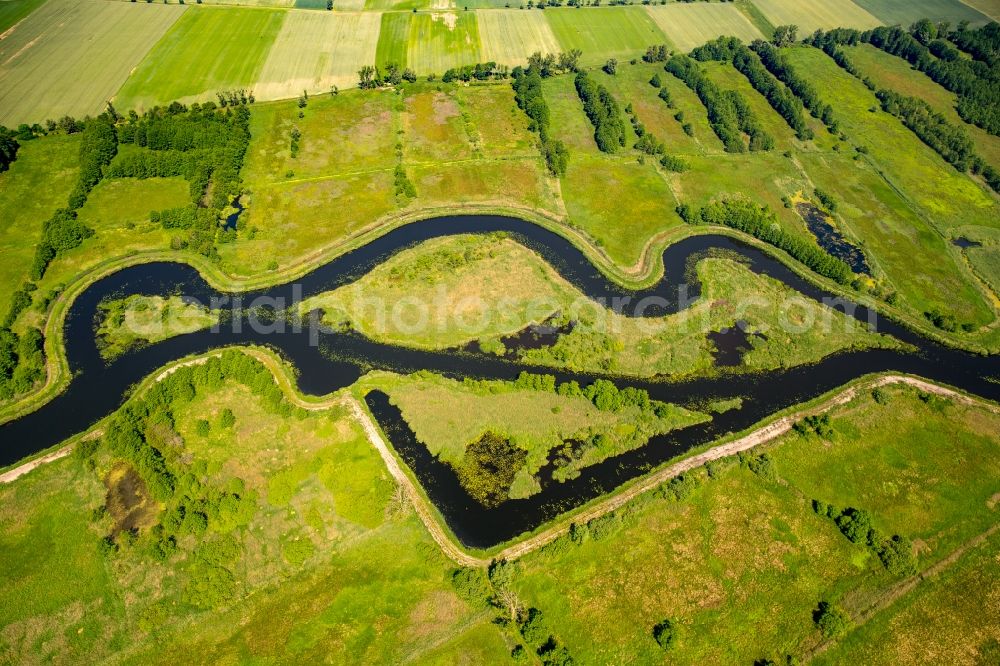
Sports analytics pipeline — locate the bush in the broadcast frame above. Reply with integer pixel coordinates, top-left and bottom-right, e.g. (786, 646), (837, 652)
(813, 601), (851, 638)
(652, 618), (676, 649)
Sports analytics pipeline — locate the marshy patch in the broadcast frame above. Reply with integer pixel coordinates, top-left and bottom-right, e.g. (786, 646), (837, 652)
(707, 320), (766, 367)
(104, 463), (159, 536)
(454, 432), (527, 509)
(795, 201), (870, 275)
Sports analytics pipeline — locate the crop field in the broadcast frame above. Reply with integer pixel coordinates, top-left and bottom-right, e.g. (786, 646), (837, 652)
(850, 0), (994, 26)
(254, 11), (380, 100)
(0, 0), (46, 33)
(477, 9), (561, 66)
(845, 43), (1000, 170)
(545, 7), (667, 66)
(0, 0), (185, 126)
(374, 11), (410, 68)
(962, 0), (1000, 20)
(751, 0), (882, 33)
(644, 3), (764, 53)
(406, 12), (482, 74)
(114, 6), (285, 111)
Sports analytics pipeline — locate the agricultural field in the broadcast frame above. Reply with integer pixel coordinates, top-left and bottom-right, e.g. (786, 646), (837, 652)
(254, 11), (381, 100)
(850, 0), (994, 26)
(408, 12), (482, 74)
(0, 0), (185, 126)
(478, 9), (561, 67)
(545, 6), (667, 66)
(751, 0), (882, 34)
(114, 6), (285, 111)
(0, 0), (46, 33)
(645, 3), (764, 53)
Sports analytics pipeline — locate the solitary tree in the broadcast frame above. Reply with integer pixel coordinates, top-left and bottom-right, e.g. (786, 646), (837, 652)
(603, 58), (618, 75)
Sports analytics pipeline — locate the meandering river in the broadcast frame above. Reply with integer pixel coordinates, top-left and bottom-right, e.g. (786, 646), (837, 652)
(1, 215), (997, 547)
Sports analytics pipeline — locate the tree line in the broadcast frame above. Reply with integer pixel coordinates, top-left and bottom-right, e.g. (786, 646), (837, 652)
(677, 198), (854, 285)
(807, 29), (1000, 194)
(810, 22), (1000, 136)
(691, 36), (813, 141)
(574, 70), (628, 153)
(512, 64), (569, 176)
(0, 126), (18, 172)
(665, 54), (775, 153)
(750, 39), (839, 133)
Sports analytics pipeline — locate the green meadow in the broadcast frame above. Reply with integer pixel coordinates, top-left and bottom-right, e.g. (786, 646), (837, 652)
(115, 6), (285, 110)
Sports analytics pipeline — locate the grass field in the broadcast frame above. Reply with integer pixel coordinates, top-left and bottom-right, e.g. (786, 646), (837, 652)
(304, 234), (894, 377)
(0, 0), (46, 33)
(254, 11), (380, 100)
(406, 12), (482, 74)
(507, 384), (1000, 663)
(560, 154), (681, 267)
(645, 3), (764, 53)
(784, 45), (997, 325)
(845, 43), (1000, 171)
(850, 0), (994, 26)
(751, 0), (881, 34)
(114, 6), (285, 111)
(545, 7), (667, 66)
(456, 84), (537, 157)
(244, 91), (397, 185)
(0, 134), (79, 318)
(0, 369), (512, 663)
(478, 9), (561, 67)
(0, 0), (186, 126)
(403, 88), (476, 162)
(592, 62), (706, 155)
(817, 529), (1000, 665)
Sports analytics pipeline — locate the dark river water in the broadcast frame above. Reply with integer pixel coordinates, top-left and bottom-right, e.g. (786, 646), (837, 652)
(1, 215), (997, 548)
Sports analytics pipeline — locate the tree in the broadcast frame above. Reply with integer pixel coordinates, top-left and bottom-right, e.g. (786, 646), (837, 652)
(0, 126), (18, 173)
(652, 619), (676, 649)
(358, 65), (377, 89)
(772, 24), (798, 47)
(603, 58), (617, 75)
(910, 18), (937, 45)
(325, 0), (332, 8)
(813, 601), (851, 638)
